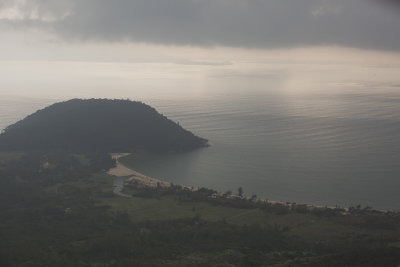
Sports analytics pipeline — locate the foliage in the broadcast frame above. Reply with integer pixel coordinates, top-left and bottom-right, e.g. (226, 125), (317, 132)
(0, 152), (399, 266)
(0, 99), (208, 152)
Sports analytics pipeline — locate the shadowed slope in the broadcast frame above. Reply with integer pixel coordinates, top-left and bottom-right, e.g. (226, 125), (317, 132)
(0, 99), (208, 152)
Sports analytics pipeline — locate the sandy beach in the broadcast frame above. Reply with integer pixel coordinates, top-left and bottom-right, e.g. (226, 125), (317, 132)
(108, 153), (172, 188)
(107, 153), (345, 212)
(108, 154), (299, 207)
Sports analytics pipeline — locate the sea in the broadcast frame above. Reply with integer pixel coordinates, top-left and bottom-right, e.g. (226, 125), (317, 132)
(1, 60), (399, 210)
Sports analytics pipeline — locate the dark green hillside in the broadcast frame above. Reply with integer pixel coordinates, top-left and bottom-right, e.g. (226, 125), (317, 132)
(0, 99), (208, 152)
(1, 152), (399, 266)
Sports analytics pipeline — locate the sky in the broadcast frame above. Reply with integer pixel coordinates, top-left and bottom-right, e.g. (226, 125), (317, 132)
(1, 1), (400, 211)
(1, 0), (400, 98)
(1, 0), (400, 50)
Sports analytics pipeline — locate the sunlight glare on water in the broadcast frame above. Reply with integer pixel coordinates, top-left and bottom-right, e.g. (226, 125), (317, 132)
(1, 60), (399, 210)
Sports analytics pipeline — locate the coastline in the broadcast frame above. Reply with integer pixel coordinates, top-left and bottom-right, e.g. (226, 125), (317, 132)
(107, 153), (341, 211)
(108, 153), (203, 199)
(108, 153), (189, 189)
(108, 153), (171, 188)
(107, 153), (397, 214)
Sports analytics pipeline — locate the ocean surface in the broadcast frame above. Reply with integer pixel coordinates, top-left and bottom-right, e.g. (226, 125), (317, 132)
(1, 60), (399, 210)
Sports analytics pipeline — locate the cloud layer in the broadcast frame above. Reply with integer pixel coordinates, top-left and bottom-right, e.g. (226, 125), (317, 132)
(1, 0), (400, 51)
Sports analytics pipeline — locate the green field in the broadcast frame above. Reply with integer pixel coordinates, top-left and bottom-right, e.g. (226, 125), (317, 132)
(98, 185), (400, 243)
(1, 151), (399, 266)
(0, 151), (25, 161)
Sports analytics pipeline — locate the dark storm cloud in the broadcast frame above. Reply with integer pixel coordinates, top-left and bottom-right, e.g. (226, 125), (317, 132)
(374, 0), (400, 7)
(2, 0), (400, 51)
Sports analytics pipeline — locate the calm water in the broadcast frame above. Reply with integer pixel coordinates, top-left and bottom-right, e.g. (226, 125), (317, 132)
(1, 61), (399, 210)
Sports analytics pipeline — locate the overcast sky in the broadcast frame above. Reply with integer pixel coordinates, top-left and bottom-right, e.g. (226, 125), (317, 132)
(1, 0), (400, 52)
(1, 0), (400, 107)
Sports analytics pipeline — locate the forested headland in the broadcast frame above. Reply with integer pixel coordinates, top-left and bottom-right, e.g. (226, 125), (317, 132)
(0, 98), (208, 152)
(0, 100), (399, 266)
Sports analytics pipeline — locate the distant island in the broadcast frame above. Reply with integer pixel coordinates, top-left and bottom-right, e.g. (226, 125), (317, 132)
(0, 98), (208, 152)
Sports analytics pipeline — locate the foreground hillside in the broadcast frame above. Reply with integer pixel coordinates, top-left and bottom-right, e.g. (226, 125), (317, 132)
(0, 99), (207, 152)
(0, 152), (399, 266)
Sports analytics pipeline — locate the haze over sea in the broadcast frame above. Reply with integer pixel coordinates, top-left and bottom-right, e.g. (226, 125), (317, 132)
(1, 60), (399, 210)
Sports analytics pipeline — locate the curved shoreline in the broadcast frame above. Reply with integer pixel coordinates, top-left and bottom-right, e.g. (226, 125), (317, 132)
(107, 153), (340, 210)
(108, 153), (198, 192)
(108, 153), (172, 189)
(107, 153), (397, 214)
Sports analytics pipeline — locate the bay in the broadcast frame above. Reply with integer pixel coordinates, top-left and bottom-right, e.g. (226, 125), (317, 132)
(1, 60), (399, 210)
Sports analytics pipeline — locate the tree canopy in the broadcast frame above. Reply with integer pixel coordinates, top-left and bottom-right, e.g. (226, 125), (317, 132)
(0, 99), (208, 153)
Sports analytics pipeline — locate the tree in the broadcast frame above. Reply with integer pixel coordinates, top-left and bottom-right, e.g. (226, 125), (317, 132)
(238, 187), (243, 197)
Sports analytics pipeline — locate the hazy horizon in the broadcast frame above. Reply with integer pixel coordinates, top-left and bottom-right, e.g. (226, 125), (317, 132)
(2, 2), (400, 266)
(2, 0), (400, 100)
(1, 0), (400, 209)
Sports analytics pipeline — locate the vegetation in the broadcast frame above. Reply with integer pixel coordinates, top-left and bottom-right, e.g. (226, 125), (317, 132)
(0, 99), (398, 266)
(0, 99), (208, 152)
(0, 152), (399, 266)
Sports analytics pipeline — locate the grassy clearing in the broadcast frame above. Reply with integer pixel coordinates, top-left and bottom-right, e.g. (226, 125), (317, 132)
(44, 172), (114, 195)
(67, 168), (398, 249)
(0, 152), (25, 162)
(3, 152), (398, 266)
(96, 195), (196, 222)
(96, 188), (313, 228)
(95, 188), (400, 245)
(73, 154), (90, 166)
(96, 191), (267, 224)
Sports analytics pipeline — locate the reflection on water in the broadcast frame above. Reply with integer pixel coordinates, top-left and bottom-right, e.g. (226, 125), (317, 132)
(1, 61), (400, 210)
(122, 99), (400, 210)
